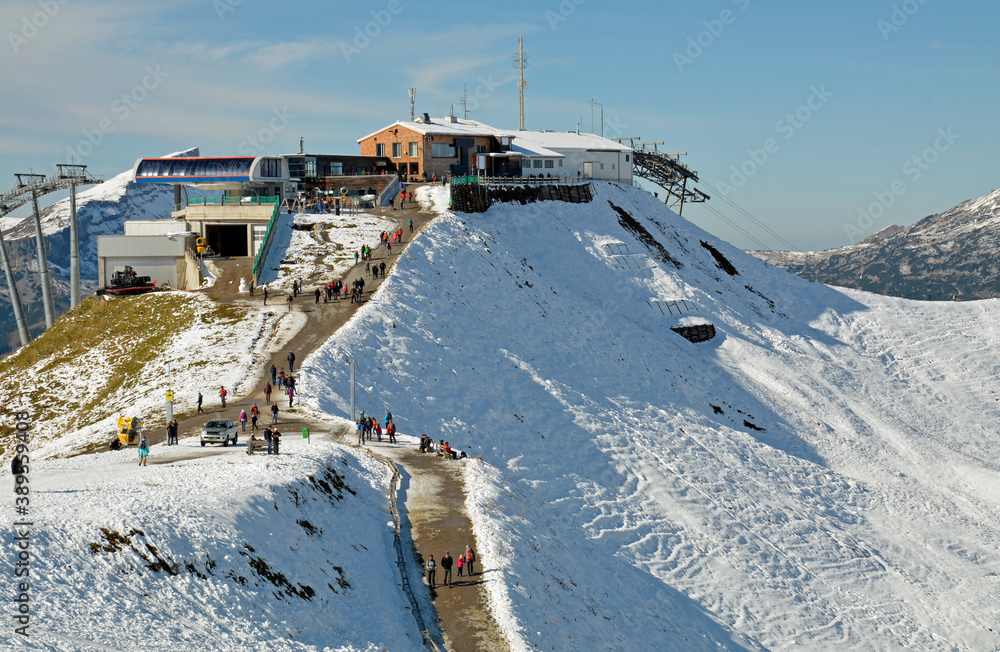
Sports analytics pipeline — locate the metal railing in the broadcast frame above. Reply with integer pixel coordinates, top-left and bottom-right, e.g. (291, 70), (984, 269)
(251, 199), (282, 282)
(188, 195), (279, 206)
(340, 436), (440, 650)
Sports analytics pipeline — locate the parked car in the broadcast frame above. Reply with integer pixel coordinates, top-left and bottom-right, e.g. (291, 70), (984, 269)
(201, 419), (238, 447)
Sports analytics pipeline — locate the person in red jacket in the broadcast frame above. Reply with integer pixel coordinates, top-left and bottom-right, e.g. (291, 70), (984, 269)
(387, 419), (396, 444)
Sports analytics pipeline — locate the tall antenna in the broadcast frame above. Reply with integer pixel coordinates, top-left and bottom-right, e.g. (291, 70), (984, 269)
(459, 83), (479, 119)
(512, 36), (528, 130)
(408, 88), (416, 121)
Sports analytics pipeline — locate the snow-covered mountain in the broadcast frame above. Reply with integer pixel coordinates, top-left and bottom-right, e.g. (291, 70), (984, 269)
(0, 148), (202, 353)
(752, 187), (1000, 300)
(5, 182), (1000, 650)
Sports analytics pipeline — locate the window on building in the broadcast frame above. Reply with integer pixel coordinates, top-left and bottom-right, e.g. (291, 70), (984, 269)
(329, 162), (343, 176)
(625, 154), (630, 162)
(305, 158), (317, 177)
(431, 143), (457, 158)
(544, 160), (554, 168)
(392, 143), (402, 158)
(376, 143), (385, 157)
(409, 142), (418, 157)
(558, 160), (563, 167)
(476, 145), (488, 154)
(532, 159), (542, 168)
(600, 163), (605, 170)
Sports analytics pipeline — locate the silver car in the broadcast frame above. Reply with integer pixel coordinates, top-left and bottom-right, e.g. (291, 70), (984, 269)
(200, 419), (238, 447)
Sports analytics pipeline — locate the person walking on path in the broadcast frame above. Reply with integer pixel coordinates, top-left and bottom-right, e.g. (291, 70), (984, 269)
(286, 294), (293, 311)
(169, 419), (179, 445)
(270, 364), (277, 385)
(250, 412), (258, 431)
(387, 419), (396, 444)
(287, 385), (294, 408)
(263, 284), (269, 305)
(387, 241), (392, 255)
(239, 409), (247, 431)
(441, 552), (453, 588)
(408, 218), (413, 233)
(264, 382), (272, 404)
(278, 370), (285, 390)
(197, 392), (204, 413)
(288, 351), (296, 372)
(314, 287), (320, 304)
(356, 417), (365, 445)
(219, 386), (227, 408)
(456, 554), (464, 579)
(384, 410), (392, 429)
(271, 428), (281, 455)
(379, 261), (386, 278)
(271, 402), (279, 424)
(425, 555), (436, 588)
(264, 426), (273, 455)
(464, 546), (476, 576)
(138, 436), (149, 466)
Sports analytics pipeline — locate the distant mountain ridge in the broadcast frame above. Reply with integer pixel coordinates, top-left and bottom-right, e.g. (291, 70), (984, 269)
(0, 148), (201, 353)
(752, 187), (1000, 300)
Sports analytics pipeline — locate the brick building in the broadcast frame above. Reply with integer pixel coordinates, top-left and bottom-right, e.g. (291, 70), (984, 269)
(357, 113), (496, 180)
(358, 113), (633, 183)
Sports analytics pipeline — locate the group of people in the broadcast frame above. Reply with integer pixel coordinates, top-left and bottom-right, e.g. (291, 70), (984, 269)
(419, 435), (467, 459)
(356, 409), (397, 445)
(246, 425), (282, 455)
(425, 545), (477, 588)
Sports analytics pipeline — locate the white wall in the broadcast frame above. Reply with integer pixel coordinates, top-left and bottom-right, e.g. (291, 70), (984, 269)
(559, 151), (632, 183)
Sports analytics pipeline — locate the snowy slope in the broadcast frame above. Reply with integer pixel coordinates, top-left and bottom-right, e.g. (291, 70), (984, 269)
(297, 182), (1000, 650)
(1, 437), (423, 651)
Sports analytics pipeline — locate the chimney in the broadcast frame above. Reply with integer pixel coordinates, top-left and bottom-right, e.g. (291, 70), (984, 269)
(422, 112), (431, 124)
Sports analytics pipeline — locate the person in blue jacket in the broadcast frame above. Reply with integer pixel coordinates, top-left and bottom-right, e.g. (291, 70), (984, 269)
(138, 437), (149, 467)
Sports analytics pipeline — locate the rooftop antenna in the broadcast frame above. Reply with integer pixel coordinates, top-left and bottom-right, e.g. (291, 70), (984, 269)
(408, 88), (416, 122)
(512, 36), (528, 130)
(459, 83), (479, 120)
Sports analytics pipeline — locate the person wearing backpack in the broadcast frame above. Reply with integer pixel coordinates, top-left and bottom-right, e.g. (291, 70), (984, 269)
(387, 420), (396, 444)
(138, 436), (149, 467)
(384, 410), (392, 428)
(239, 410), (247, 431)
(464, 546), (476, 576)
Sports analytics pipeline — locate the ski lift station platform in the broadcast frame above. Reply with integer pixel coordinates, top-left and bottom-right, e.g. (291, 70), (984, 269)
(97, 155), (290, 291)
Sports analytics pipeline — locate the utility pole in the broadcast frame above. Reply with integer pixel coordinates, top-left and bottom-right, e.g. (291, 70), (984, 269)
(29, 190), (55, 329)
(346, 357), (357, 421)
(513, 36), (528, 130)
(0, 227), (30, 347)
(69, 180), (81, 308)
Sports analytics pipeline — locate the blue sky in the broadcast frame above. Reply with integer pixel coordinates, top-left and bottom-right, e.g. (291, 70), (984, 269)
(1, 0), (997, 251)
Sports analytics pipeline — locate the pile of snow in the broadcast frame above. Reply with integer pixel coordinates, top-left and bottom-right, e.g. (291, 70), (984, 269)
(297, 182), (1000, 650)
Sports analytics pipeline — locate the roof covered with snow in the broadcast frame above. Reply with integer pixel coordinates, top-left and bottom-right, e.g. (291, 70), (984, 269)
(358, 116), (632, 155)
